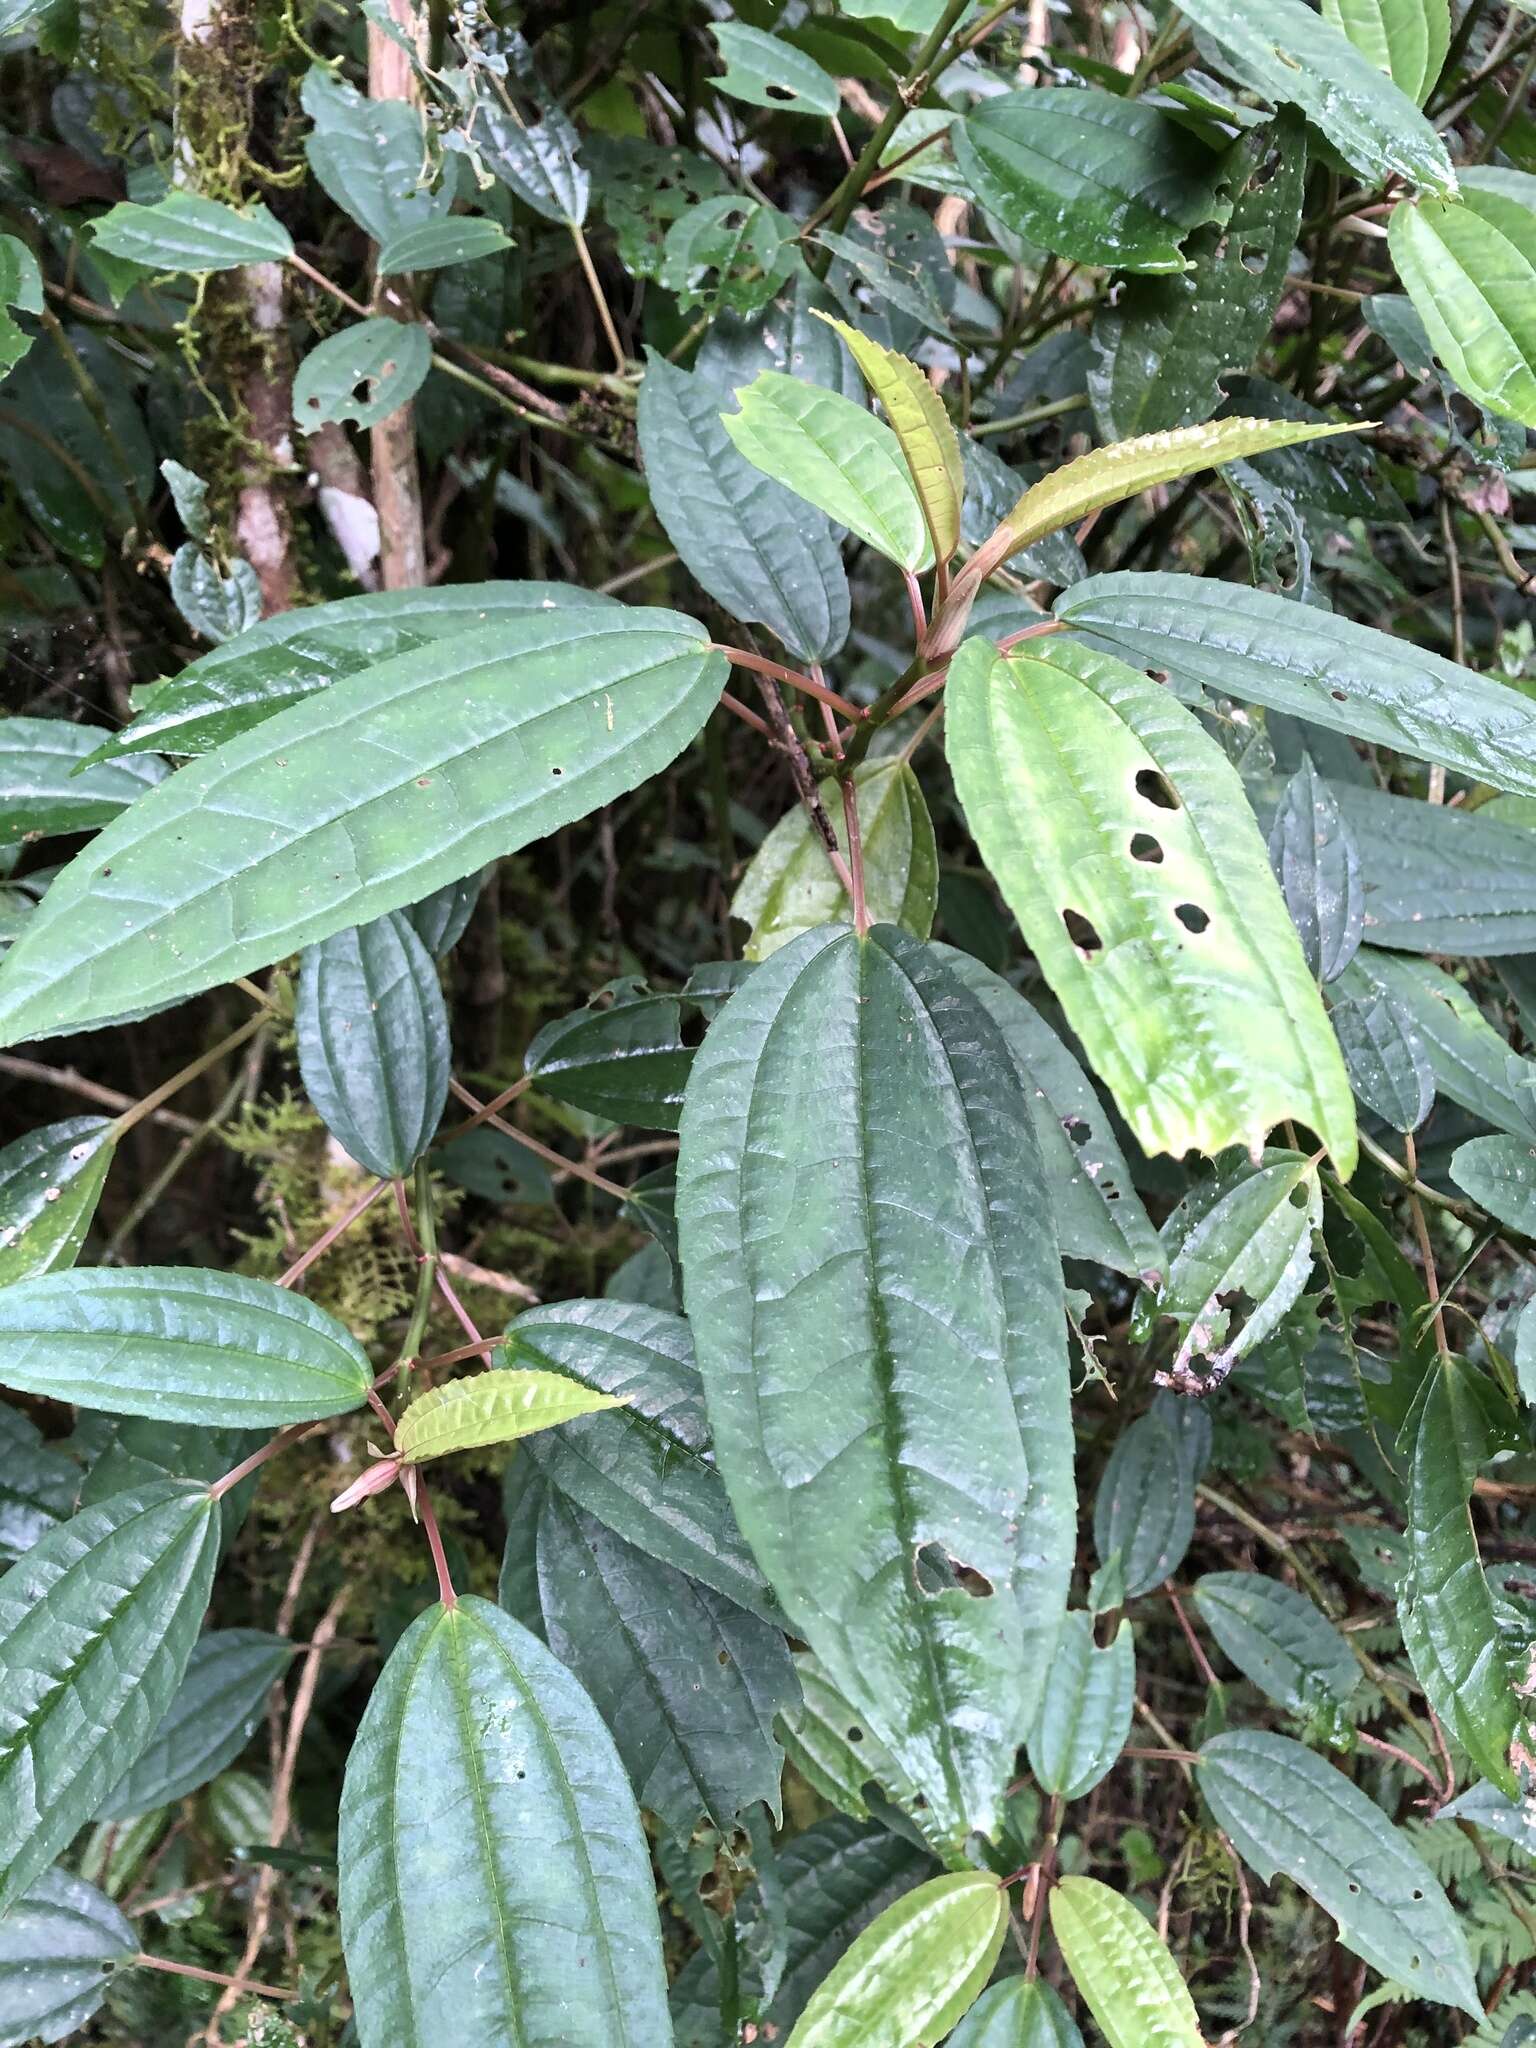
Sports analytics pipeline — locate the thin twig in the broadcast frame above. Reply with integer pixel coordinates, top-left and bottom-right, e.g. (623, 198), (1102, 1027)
(447, 1079), (629, 1200)
(0, 1055), (198, 1133)
(569, 220), (626, 369)
(277, 1176), (390, 1289)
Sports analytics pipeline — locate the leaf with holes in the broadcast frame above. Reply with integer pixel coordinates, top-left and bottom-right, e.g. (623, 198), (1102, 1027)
(534, 1491), (794, 1841)
(1321, 0), (1450, 104)
(0, 1116), (114, 1287)
(338, 1596), (671, 2047)
(0, 1481), (220, 1911)
(815, 314), (963, 560)
(0, 604), (725, 1045)
(0, 720), (166, 846)
(0, 1865), (135, 2048)
(89, 192), (294, 271)
(1389, 172), (1536, 428)
(677, 926), (1073, 1848)
(0, 234), (41, 380)
(776, 1654), (905, 1822)
(785, 1872), (1007, 2048)
(1329, 991), (1434, 1131)
(296, 910), (450, 1178)
(1192, 1572), (1358, 1717)
(947, 636), (1356, 1172)
(659, 195), (803, 317)
(952, 90), (1228, 275)
(712, 22), (840, 116)
(721, 371), (932, 570)
(1027, 1612), (1134, 1800)
(1051, 1877), (1204, 2048)
(507, 1299), (778, 1621)
(733, 759), (938, 961)
(0, 1267), (371, 1425)
(1093, 1406), (1197, 1599)
(293, 318), (432, 430)
(1197, 1730), (1481, 2013)
(396, 1371), (626, 1465)
(1267, 757), (1364, 983)
(95, 1629), (294, 1821)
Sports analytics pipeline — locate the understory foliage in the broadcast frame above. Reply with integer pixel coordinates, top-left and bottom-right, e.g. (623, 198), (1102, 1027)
(5, 0), (1536, 2042)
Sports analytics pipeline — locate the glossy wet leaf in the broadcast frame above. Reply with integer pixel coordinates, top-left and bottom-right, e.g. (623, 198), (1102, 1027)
(95, 1629), (293, 1820)
(0, 1115), (114, 1287)
(168, 547), (261, 645)
(952, 90), (1227, 274)
(733, 759), (938, 960)
(0, 605), (726, 1045)
(677, 925), (1073, 1847)
(1171, 0), (1456, 194)
(776, 1653), (903, 1821)
(396, 1370), (626, 1465)
(949, 1979), (1086, 2048)
(293, 317), (432, 430)
(1268, 757), (1364, 983)
(375, 216), (512, 274)
(507, 1299), (777, 1620)
(1451, 1135), (1536, 1234)
(90, 192), (294, 271)
(1321, 0), (1449, 103)
(1390, 173), (1536, 428)
(0, 234), (41, 380)
(1192, 1571), (1358, 1715)
(339, 1596), (670, 2047)
(0, 1865), (134, 2048)
(535, 1491), (794, 1841)
(1093, 1406), (1197, 1598)
(0, 1267), (370, 1426)
(712, 22), (840, 116)
(0, 1407), (76, 1565)
(1051, 1876), (1204, 2048)
(526, 978), (692, 1130)
(1330, 784), (1536, 956)
(0, 719), (166, 846)
(1335, 949), (1536, 1140)
(0, 1481), (220, 1911)
(1027, 1612), (1134, 1799)
(947, 636), (1356, 1172)
(785, 1871), (1007, 2048)
(721, 371), (931, 570)
(817, 314), (963, 560)
(296, 910), (450, 1178)
(637, 351), (849, 665)
(1330, 992), (1434, 1132)
(1057, 571), (1536, 800)
(1197, 1729), (1482, 2013)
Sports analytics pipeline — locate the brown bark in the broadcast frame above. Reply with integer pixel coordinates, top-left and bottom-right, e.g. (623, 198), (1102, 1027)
(368, 0), (429, 591)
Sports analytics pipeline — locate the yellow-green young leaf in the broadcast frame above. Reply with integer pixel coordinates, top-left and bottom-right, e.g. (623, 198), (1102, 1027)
(1389, 173), (1536, 427)
(996, 417), (1366, 563)
(947, 636), (1357, 1173)
(1320, 0), (1449, 105)
(732, 758), (938, 960)
(814, 313), (963, 562)
(721, 372), (933, 571)
(786, 1872), (1008, 2048)
(395, 1370), (626, 1464)
(1050, 1877), (1204, 2048)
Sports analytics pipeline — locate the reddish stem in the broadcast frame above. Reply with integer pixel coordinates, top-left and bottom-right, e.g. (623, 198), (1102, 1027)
(415, 1333), (507, 1372)
(277, 1177), (389, 1290)
(439, 1073), (533, 1144)
(720, 690), (775, 740)
(418, 1480), (457, 1607)
(902, 569), (927, 643)
(997, 617), (1066, 653)
(841, 778), (869, 936)
(434, 1263), (484, 1346)
(714, 644), (864, 722)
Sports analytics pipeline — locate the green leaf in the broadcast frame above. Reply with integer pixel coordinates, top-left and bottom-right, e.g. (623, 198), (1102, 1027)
(677, 926), (1073, 1847)
(948, 1979), (1086, 2048)
(396, 1370), (626, 1464)
(815, 314), (964, 559)
(78, 1416), (259, 1517)
(1320, 0), (1450, 104)
(0, 1267), (372, 1426)
(946, 635), (1356, 1172)
(0, 234), (42, 381)
(0, 1407), (76, 1564)
(721, 371), (932, 571)
(0, 1481), (220, 1911)
(994, 418), (1362, 564)
(785, 1871), (1007, 2048)
(1329, 783), (1536, 955)
(1057, 572), (1536, 801)
(506, 1300), (778, 1621)
(1170, 0), (1456, 195)
(1090, 118), (1308, 437)
(303, 66), (451, 246)
(525, 978), (692, 1130)
(375, 215), (512, 274)
(1093, 1406), (1197, 1598)
(1267, 756), (1363, 983)
(1452, 1135), (1536, 1233)
(952, 89), (1227, 275)
(168, 547), (261, 645)
(0, 335), (152, 569)
(935, 946), (1164, 1281)
(0, 1115), (114, 1287)
(1335, 949), (1536, 1140)
(534, 1491), (794, 1841)
(1401, 1364), (1521, 1796)
(961, 440), (1087, 588)
(0, 605), (726, 1045)
(89, 193), (294, 272)
(296, 910), (450, 1178)
(712, 22), (841, 116)
(479, 102), (590, 226)
(1153, 1152), (1322, 1393)
(1192, 1571), (1358, 1716)
(1050, 1876), (1204, 2048)
(637, 351), (849, 666)
(93, 581), (618, 763)
(1197, 1729), (1482, 2013)
(733, 759), (938, 961)
(1389, 175), (1536, 428)
(1026, 1612), (1134, 1799)
(659, 195), (802, 318)
(406, 869), (484, 957)
(0, 1865), (135, 2048)
(293, 317), (432, 430)
(0, 719), (166, 846)
(1329, 991), (1434, 1132)
(95, 1629), (293, 1821)
(776, 1653), (904, 1822)
(338, 1595), (672, 2046)
(205, 1767), (269, 1848)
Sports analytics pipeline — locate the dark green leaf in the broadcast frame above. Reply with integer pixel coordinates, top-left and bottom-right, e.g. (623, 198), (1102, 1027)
(0, 1865), (134, 2048)
(478, 104), (589, 226)
(526, 978), (692, 1131)
(775, 1652), (904, 1821)
(0, 1115), (114, 1287)
(948, 1979), (1086, 2047)
(0, 1406), (76, 1564)
(1329, 992), (1434, 1132)
(1094, 1406), (1196, 1598)
(0, 719), (166, 846)
(1026, 1611), (1134, 1798)
(96, 1629), (293, 1820)
(1335, 949), (1536, 1140)
(1267, 757), (1363, 983)
(1192, 1571), (1358, 1715)
(168, 547), (261, 645)
(303, 65), (450, 245)
(1332, 785), (1536, 956)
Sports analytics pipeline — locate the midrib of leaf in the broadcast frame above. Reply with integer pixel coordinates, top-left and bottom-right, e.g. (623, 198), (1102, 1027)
(517, 1344), (715, 1478)
(444, 1610), (527, 2048)
(383, 1609), (440, 2048)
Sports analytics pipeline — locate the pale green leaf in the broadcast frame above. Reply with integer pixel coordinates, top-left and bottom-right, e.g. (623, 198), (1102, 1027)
(1389, 174), (1536, 427)
(90, 193), (294, 272)
(1051, 1876), (1204, 2048)
(815, 313), (964, 560)
(396, 1370), (626, 1464)
(1451, 1135), (1536, 1233)
(1321, 0), (1450, 104)
(375, 216), (512, 274)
